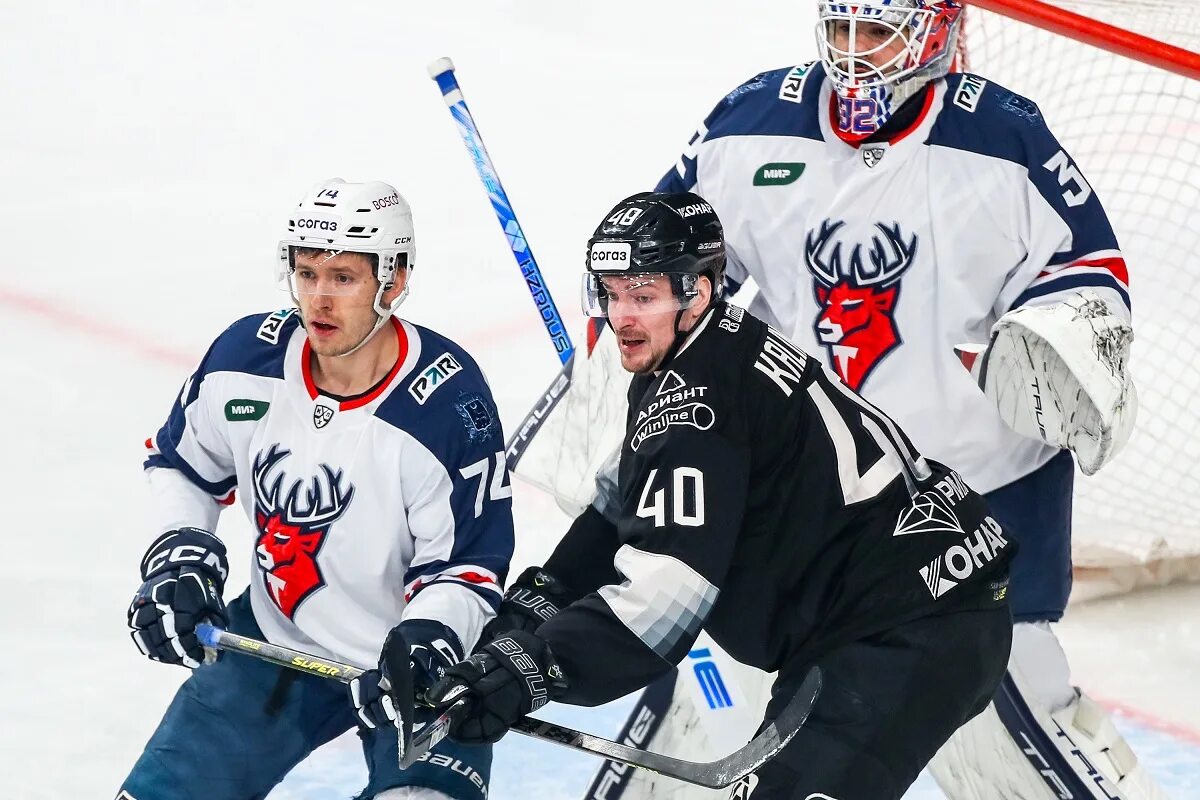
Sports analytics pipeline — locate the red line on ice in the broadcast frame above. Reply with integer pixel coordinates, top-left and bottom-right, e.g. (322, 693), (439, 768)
(0, 284), (550, 366)
(1099, 696), (1200, 747)
(12, 282), (1196, 748)
(0, 285), (197, 368)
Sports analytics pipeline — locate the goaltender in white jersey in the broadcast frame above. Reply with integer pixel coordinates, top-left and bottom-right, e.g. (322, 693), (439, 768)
(665, 55), (1133, 497)
(120, 179), (510, 800)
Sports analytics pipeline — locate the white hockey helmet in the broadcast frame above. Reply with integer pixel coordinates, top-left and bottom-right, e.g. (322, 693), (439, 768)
(277, 178), (417, 317)
(816, 0), (964, 136)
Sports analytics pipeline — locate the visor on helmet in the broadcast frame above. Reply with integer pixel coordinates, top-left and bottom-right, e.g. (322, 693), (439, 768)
(277, 247), (391, 297)
(582, 272), (703, 318)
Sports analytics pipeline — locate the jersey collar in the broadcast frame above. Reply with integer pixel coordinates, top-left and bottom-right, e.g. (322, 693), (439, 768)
(301, 317), (409, 411)
(819, 78), (947, 165)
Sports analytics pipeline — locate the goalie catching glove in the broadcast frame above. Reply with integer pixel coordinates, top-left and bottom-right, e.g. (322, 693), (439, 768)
(956, 290), (1137, 475)
(128, 527), (229, 669)
(427, 630), (568, 744)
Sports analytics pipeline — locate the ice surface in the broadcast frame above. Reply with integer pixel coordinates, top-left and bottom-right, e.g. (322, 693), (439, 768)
(0, 3), (1195, 798)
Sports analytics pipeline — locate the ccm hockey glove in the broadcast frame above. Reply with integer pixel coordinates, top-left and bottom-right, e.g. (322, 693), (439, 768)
(478, 566), (570, 646)
(351, 619), (465, 731)
(128, 528), (229, 669)
(427, 630), (567, 744)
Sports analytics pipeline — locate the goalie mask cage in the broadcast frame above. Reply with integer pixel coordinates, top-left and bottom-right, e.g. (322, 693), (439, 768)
(958, 0), (1200, 599)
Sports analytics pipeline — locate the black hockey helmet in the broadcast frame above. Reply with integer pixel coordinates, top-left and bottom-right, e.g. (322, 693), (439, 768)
(582, 191), (727, 319)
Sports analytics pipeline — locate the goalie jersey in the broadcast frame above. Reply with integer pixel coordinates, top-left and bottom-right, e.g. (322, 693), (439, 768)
(143, 310), (514, 668)
(657, 63), (1131, 494)
(536, 303), (1013, 706)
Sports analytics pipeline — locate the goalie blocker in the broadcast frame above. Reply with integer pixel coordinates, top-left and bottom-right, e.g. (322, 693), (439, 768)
(435, 192), (1016, 799)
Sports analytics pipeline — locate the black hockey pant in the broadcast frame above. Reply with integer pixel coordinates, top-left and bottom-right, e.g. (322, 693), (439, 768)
(741, 603), (1012, 800)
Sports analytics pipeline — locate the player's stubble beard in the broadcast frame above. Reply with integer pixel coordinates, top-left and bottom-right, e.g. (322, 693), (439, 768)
(300, 296), (378, 358)
(615, 289), (711, 375)
(614, 320), (666, 375)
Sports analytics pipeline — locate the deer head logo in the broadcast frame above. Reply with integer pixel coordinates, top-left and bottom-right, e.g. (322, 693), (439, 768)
(252, 444), (355, 619)
(804, 219), (918, 389)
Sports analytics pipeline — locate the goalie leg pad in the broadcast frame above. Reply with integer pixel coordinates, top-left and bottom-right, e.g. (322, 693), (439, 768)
(928, 621), (1167, 799)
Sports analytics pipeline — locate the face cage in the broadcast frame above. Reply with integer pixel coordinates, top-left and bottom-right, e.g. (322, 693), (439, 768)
(582, 272), (702, 319)
(816, 2), (940, 94)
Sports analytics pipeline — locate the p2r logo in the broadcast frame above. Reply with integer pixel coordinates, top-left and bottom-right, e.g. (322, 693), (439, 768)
(688, 648), (733, 709)
(408, 353), (463, 405)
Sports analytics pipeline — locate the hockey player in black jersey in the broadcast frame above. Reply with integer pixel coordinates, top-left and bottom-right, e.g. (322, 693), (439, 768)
(424, 191), (1014, 799)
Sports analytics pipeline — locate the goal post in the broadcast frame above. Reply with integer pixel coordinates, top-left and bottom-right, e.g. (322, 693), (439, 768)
(965, 0), (1200, 79)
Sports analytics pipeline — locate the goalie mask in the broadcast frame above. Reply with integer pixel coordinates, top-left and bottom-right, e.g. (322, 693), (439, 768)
(276, 178), (417, 355)
(816, 0), (964, 138)
(582, 191), (726, 320)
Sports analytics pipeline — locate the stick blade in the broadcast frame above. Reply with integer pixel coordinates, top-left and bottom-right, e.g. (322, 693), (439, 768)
(381, 627), (415, 765)
(399, 699), (470, 769)
(704, 665), (822, 787)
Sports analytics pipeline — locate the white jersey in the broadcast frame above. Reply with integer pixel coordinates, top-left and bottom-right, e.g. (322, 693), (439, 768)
(144, 310), (514, 667)
(657, 63), (1131, 493)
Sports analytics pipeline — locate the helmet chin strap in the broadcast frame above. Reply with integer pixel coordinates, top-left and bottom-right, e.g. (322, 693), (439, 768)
(656, 296), (719, 373)
(294, 274), (411, 359)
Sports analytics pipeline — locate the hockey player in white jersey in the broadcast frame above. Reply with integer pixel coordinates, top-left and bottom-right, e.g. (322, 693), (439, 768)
(633, 2), (1157, 799)
(118, 179), (513, 800)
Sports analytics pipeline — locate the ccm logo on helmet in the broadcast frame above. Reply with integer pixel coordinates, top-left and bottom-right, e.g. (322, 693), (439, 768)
(373, 193), (402, 210)
(675, 202), (713, 219)
(590, 242), (631, 268)
(295, 218), (338, 232)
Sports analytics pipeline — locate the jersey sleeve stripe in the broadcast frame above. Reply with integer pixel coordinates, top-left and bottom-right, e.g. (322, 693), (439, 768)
(1010, 271), (1131, 312)
(597, 544), (718, 661)
(404, 564), (501, 602)
(1037, 253), (1129, 287)
(143, 450), (238, 499)
(1044, 248), (1123, 268)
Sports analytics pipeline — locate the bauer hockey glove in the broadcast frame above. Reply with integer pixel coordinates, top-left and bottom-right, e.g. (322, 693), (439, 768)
(427, 630), (567, 744)
(128, 527), (229, 669)
(478, 566), (570, 647)
(351, 619), (465, 731)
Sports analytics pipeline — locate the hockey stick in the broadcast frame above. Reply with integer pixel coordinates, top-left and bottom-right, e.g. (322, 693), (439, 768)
(193, 622), (460, 768)
(426, 56), (587, 471)
(427, 56), (573, 366)
(195, 623), (821, 789)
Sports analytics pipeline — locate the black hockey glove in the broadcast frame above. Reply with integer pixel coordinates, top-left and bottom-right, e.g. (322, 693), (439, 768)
(128, 528), (229, 669)
(477, 566), (570, 648)
(426, 630), (568, 744)
(351, 619), (465, 732)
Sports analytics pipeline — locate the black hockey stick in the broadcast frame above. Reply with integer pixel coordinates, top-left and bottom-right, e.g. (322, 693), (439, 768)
(196, 623), (822, 789)
(194, 623), (459, 768)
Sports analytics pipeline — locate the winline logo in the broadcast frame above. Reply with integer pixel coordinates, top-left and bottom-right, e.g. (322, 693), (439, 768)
(753, 162), (805, 186)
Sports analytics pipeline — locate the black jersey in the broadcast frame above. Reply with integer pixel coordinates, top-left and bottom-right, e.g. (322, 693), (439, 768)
(538, 303), (1013, 706)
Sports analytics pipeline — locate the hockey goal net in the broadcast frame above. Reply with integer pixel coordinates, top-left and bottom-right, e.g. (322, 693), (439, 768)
(958, 0), (1200, 600)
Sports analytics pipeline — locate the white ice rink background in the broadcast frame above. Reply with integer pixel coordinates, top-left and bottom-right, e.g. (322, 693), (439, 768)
(1, 3), (1196, 797)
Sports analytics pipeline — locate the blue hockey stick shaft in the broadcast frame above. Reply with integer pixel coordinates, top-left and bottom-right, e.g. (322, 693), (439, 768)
(428, 57), (573, 365)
